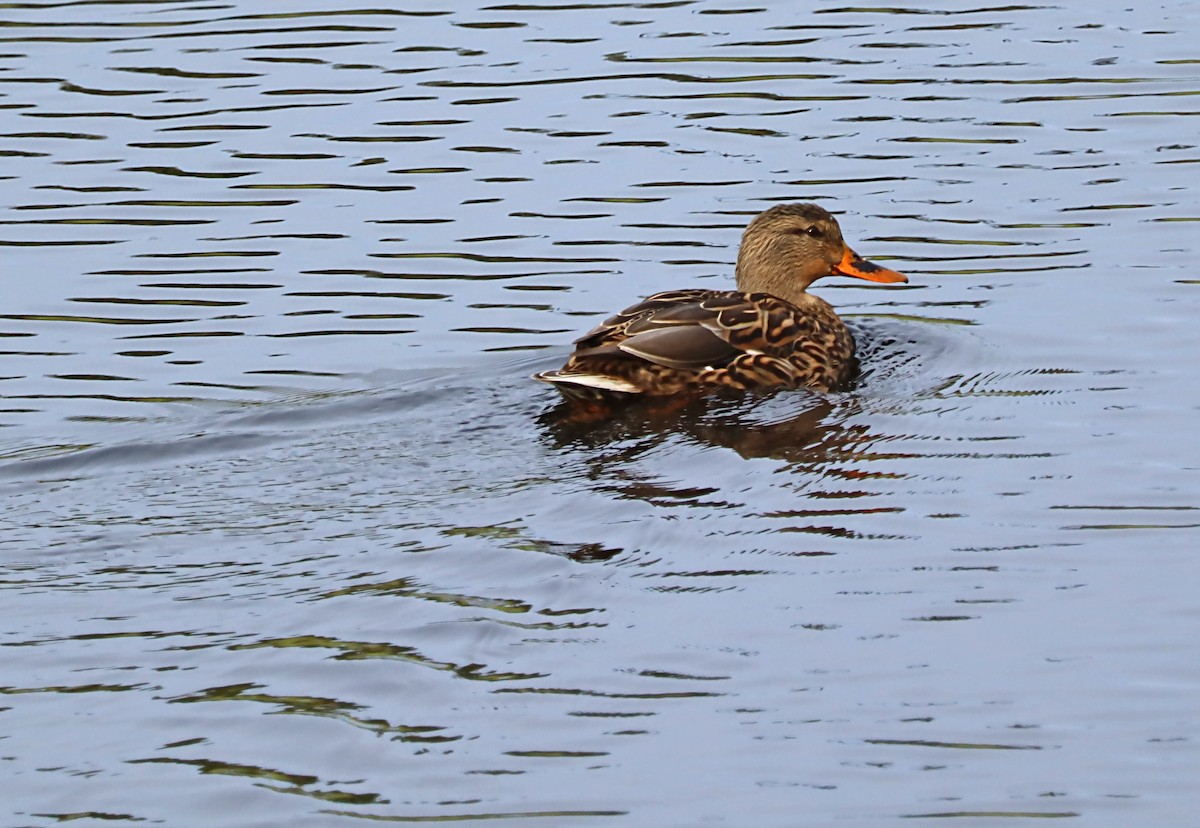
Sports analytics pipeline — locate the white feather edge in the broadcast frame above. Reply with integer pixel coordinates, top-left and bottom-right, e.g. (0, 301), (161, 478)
(533, 371), (643, 394)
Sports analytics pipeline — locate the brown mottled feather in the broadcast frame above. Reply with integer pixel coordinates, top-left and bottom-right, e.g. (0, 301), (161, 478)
(540, 289), (855, 398)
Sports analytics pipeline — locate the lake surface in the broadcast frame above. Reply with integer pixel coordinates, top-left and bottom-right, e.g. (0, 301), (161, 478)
(2, 1), (1199, 825)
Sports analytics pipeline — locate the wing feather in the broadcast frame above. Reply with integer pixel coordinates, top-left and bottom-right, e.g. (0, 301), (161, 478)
(549, 289), (854, 396)
(617, 325), (740, 371)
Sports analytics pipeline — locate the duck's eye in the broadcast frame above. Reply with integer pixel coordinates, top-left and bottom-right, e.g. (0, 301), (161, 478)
(794, 225), (822, 238)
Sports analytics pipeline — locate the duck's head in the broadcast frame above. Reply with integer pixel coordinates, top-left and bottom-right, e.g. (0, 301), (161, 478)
(734, 203), (907, 303)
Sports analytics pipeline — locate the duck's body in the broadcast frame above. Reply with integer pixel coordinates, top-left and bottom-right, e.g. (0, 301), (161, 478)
(535, 203), (907, 401)
(542, 288), (856, 401)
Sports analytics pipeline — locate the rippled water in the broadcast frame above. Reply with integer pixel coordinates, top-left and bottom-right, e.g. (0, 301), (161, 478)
(3, 2), (1199, 826)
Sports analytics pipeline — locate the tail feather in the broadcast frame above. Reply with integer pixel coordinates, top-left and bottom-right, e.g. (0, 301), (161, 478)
(533, 370), (643, 400)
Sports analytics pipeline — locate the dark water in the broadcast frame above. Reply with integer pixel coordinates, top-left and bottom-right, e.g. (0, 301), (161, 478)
(3, 2), (1199, 825)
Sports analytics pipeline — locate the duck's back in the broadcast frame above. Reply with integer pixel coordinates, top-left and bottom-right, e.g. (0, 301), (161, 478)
(535, 289), (857, 400)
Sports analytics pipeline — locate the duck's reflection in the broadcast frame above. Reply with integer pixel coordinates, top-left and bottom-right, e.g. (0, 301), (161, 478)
(538, 387), (871, 466)
(534, 387), (903, 563)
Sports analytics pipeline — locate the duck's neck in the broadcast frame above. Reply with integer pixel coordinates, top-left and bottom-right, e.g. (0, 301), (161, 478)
(735, 237), (816, 306)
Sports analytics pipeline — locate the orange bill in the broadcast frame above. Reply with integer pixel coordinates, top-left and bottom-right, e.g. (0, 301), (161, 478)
(833, 246), (907, 284)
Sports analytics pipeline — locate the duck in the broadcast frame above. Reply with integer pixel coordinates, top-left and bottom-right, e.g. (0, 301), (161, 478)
(534, 203), (908, 402)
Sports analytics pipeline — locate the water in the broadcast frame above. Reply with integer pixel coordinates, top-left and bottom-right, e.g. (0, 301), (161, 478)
(3, 1), (1199, 825)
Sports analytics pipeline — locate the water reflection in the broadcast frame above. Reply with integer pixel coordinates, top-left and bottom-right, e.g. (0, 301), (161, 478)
(539, 387), (843, 464)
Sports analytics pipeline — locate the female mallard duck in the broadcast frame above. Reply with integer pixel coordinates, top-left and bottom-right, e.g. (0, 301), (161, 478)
(535, 203), (907, 401)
